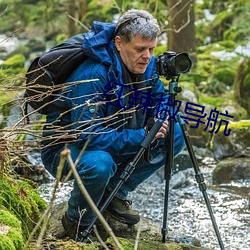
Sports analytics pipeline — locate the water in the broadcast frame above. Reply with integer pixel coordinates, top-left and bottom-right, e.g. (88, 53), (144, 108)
(129, 158), (250, 250)
(38, 157), (250, 250)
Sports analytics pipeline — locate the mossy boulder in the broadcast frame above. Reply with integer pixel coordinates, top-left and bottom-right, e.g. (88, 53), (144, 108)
(198, 91), (248, 121)
(106, 237), (210, 250)
(29, 237), (211, 250)
(212, 67), (235, 86)
(40, 202), (211, 250)
(235, 57), (250, 116)
(212, 120), (250, 184)
(0, 174), (47, 239)
(0, 209), (24, 250)
(211, 120), (250, 160)
(213, 157), (250, 184)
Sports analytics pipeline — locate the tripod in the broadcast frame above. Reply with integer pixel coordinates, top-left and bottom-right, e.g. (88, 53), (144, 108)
(161, 77), (225, 249)
(82, 77), (225, 250)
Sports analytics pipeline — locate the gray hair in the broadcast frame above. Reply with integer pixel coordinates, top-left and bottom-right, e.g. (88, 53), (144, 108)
(115, 9), (160, 43)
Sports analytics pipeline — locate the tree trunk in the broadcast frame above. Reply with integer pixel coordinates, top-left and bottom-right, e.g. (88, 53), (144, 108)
(78, 0), (88, 20)
(167, 0), (196, 62)
(67, 0), (77, 36)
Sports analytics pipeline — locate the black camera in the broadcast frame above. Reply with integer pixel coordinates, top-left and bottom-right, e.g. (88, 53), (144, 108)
(156, 51), (192, 79)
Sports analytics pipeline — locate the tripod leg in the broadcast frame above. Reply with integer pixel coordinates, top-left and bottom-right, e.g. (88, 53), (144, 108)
(162, 116), (175, 243)
(177, 112), (225, 250)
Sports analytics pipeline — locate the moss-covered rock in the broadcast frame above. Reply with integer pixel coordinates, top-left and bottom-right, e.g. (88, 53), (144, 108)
(211, 120), (250, 160)
(213, 67), (235, 86)
(40, 202), (211, 250)
(213, 157), (250, 184)
(106, 237), (210, 250)
(235, 57), (250, 116)
(198, 90), (248, 121)
(0, 209), (24, 250)
(211, 119), (250, 184)
(0, 174), (47, 239)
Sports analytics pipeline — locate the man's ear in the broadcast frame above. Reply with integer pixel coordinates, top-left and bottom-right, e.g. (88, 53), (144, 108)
(115, 36), (122, 51)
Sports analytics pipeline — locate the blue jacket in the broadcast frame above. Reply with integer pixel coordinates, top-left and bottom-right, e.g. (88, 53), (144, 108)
(44, 21), (169, 156)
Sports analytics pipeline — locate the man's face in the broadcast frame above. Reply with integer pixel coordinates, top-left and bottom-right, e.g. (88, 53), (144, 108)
(115, 35), (157, 74)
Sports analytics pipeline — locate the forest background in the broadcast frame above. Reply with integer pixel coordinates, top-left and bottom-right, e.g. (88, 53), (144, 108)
(0, 0), (250, 125)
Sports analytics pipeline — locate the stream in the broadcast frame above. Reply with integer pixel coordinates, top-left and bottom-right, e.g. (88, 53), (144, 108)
(38, 156), (250, 250)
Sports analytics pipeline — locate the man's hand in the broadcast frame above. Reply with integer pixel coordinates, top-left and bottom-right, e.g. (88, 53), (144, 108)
(154, 117), (169, 139)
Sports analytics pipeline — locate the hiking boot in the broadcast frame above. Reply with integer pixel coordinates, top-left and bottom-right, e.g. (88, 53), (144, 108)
(61, 213), (97, 243)
(105, 196), (140, 225)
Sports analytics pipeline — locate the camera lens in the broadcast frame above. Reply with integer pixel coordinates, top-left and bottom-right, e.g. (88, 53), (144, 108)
(174, 53), (192, 73)
(156, 51), (192, 79)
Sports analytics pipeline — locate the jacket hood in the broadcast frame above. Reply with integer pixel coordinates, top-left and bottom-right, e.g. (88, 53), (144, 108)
(82, 21), (116, 65)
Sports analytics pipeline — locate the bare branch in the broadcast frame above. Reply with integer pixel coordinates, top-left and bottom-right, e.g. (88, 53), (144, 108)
(68, 14), (90, 32)
(62, 148), (124, 250)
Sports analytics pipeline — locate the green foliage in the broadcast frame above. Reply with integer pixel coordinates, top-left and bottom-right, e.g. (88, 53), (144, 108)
(55, 33), (69, 45)
(209, 10), (234, 42)
(196, 0), (250, 47)
(0, 91), (16, 108)
(154, 44), (167, 57)
(192, 41), (241, 95)
(0, 0), (249, 119)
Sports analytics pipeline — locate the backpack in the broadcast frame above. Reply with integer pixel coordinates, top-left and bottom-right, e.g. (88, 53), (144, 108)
(24, 34), (87, 115)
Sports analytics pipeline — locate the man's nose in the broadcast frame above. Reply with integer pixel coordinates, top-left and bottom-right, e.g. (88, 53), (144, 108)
(142, 49), (151, 59)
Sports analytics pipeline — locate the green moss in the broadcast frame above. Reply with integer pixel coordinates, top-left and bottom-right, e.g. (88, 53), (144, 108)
(213, 67), (235, 86)
(0, 54), (26, 86)
(225, 120), (250, 130)
(55, 34), (68, 45)
(106, 237), (206, 250)
(0, 175), (47, 239)
(213, 119), (250, 138)
(0, 235), (16, 250)
(0, 209), (24, 249)
(84, 243), (100, 250)
(235, 57), (250, 116)
(0, 91), (16, 108)
(217, 40), (237, 51)
(199, 95), (224, 108)
(0, 209), (21, 229)
(1, 54), (25, 69)
(7, 228), (24, 249)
